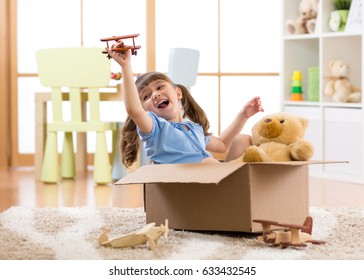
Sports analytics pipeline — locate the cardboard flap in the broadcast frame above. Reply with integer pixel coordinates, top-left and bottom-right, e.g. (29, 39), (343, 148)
(115, 162), (247, 185)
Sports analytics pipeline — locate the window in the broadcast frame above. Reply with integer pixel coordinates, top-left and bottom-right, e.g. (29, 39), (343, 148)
(156, 0), (280, 134)
(16, 0), (147, 154)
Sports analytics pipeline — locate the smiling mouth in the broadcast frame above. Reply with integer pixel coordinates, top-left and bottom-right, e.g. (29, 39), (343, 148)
(157, 100), (169, 108)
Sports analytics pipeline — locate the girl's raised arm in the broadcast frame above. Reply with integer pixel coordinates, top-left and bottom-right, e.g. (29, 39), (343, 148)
(107, 48), (153, 134)
(206, 96), (264, 154)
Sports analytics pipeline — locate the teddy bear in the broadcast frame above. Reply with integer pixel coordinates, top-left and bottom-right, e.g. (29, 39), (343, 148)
(237, 112), (314, 162)
(324, 60), (361, 103)
(285, 0), (318, 35)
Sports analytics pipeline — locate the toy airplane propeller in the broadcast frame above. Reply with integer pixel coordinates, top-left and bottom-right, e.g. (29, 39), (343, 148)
(253, 216), (325, 249)
(100, 34), (141, 59)
(99, 219), (169, 250)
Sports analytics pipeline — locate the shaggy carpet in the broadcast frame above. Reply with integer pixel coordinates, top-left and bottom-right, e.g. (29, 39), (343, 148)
(0, 206), (363, 260)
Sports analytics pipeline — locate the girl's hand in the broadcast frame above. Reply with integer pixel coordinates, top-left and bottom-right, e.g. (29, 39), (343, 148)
(242, 96), (264, 118)
(106, 42), (132, 67)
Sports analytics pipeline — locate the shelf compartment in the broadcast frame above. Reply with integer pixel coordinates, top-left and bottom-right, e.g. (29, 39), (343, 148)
(321, 36), (362, 103)
(283, 39), (319, 102)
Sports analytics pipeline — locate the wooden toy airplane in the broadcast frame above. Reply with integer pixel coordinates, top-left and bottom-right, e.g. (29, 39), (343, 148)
(253, 216), (325, 248)
(99, 219), (169, 250)
(100, 34), (141, 59)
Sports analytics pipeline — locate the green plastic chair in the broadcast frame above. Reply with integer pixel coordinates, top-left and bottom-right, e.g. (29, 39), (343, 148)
(36, 47), (118, 184)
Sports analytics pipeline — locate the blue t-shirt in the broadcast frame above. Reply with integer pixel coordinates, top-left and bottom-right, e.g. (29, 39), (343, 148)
(137, 112), (212, 164)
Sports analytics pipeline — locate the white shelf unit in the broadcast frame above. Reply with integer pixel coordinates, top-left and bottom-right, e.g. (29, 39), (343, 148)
(281, 0), (364, 183)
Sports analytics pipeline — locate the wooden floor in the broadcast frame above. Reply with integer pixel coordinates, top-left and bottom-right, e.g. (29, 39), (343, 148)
(0, 167), (364, 212)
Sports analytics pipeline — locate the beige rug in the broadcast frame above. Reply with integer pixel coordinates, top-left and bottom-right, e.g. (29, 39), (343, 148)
(0, 206), (363, 260)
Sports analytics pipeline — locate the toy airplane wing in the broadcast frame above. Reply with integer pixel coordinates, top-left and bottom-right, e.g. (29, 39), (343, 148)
(102, 231), (149, 248)
(100, 223), (156, 248)
(101, 45), (141, 53)
(136, 222), (156, 234)
(278, 222), (306, 230)
(100, 34), (139, 42)
(253, 219), (281, 232)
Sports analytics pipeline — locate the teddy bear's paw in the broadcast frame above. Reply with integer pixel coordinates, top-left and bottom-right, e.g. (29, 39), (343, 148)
(306, 19), (316, 34)
(285, 20), (296, 35)
(324, 80), (335, 96)
(348, 92), (361, 103)
(242, 147), (264, 162)
(290, 140), (314, 161)
(333, 93), (349, 103)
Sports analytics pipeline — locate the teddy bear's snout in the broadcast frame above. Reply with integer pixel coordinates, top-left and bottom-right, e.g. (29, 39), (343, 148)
(259, 118), (283, 138)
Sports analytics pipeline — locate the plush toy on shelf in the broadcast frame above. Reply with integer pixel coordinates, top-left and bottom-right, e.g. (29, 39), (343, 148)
(234, 112), (314, 162)
(324, 60), (361, 103)
(285, 0), (318, 35)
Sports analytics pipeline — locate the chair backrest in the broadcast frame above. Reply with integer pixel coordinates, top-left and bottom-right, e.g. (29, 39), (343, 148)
(36, 48), (111, 122)
(167, 48), (200, 90)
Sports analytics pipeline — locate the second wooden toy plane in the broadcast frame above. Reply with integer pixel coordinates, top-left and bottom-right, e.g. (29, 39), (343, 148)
(253, 216), (326, 248)
(99, 219), (169, 250)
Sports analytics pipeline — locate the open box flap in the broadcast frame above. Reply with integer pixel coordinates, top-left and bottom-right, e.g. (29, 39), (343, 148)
(115, 162), (247, 185)
(114, 160), (348, 185)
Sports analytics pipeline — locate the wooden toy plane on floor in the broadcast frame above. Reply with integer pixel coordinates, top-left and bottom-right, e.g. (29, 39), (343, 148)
(99, 219), (169, 250)
(253, 216), (325, 249)
(100, 34), (141, 59)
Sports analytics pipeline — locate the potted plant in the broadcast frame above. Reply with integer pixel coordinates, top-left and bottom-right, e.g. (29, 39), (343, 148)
(329, 0), (352, 31)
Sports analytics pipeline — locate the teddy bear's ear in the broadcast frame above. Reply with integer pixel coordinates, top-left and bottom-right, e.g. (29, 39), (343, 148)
(300, 117), (309, 130)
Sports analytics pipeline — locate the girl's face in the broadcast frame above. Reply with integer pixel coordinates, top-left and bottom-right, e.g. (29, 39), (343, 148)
(139, 79), (183, 122)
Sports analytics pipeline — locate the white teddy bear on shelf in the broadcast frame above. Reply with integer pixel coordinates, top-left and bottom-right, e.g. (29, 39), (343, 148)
(285, 0), (319, 35)
(324, 60), (361, 103)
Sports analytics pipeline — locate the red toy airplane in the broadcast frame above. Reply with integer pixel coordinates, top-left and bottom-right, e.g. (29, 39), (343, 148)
(100, 34), (141, 59)
(253, 216), (326, 249)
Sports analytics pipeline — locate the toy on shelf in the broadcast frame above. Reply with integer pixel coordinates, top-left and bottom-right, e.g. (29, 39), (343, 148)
(328, 0), (351, 32)
(324, 60), (361, 103)
(253, 216), (325, 249)
(285, 0), (318, 35)
(307, 66), (319, 101)
(100, 34), (141, 59)
(99, 219), (169, 250)
(290, 70), (304, 101)
(111, 72), (122, 80)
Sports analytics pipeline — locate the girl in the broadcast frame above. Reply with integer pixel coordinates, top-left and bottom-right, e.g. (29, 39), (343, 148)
(107, 47), (264, 168)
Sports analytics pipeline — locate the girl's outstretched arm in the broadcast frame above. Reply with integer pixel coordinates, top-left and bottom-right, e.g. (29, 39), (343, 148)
(206, 96), (264, 153)
(107, 47), (153, 134)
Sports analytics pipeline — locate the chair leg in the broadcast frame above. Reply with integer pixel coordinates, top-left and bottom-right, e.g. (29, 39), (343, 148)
(61, 132), (75, 179)
(41, 132), (59, 183)
(94, 131), (111, 184)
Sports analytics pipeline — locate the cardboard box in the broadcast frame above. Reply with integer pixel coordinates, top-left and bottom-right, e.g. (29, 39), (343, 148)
(115, 161), (340, 233)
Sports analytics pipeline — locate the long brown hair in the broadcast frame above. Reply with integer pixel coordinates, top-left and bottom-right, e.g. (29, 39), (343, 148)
(120, 72), (210, 168)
